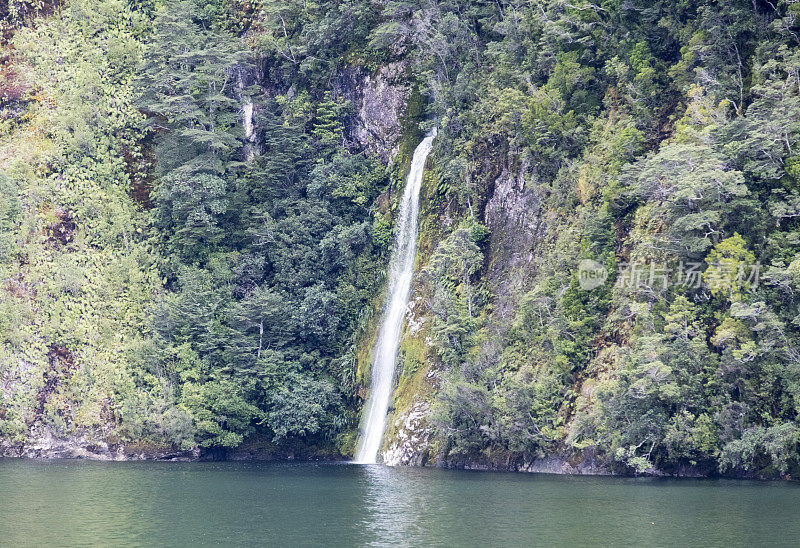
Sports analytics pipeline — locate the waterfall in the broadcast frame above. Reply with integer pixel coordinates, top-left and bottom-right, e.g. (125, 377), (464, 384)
(238, 68), (257, 162)
(355, 128), (437, 464)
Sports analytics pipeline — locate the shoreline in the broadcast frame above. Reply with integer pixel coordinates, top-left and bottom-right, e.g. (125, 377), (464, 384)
(1, 449), (792, 481)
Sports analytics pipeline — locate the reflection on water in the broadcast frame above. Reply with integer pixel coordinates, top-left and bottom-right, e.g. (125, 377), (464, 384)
(360, 464), (432, 546)
(2, 460), (800, 546)
(355, 464), (800, 547)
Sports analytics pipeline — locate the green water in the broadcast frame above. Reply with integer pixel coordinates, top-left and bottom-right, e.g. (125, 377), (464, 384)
(1, 460), (799, 546)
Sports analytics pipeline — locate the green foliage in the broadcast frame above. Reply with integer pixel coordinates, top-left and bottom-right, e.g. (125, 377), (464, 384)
(621, 143), (749, 258)
(309, 152), (388, 212)
(0, 0), (169, 449)
(266, 368), (342, 441)
(7, 0), (800, 478)
(422, 227), (484, 368)
(703, 233), (757, 299)
(719, 423), (799, 475)
(0, 171), (20, 264)
(154, 173), (229, 260)
(371, 214), (392, 252)
(311, 92), (345, 156)
(132, 0), (392, 450)
(595, 297), (721, 472)
(137, 1), (251, 175)
(408, 0), (800, 478)
(0, 0), (391, 454)
(182, 379), (261, 447)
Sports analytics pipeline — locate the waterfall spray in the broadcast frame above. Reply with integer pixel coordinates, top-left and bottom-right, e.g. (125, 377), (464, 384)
(355, 129), (437, 464)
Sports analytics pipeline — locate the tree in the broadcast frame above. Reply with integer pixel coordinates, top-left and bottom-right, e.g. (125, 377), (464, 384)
(422, 227), (484, 368)
(621, 143), (749, 257)
(181, 379), (262, 448)
(703, 233), (757, 299)
(719, 423), (799, 475)
(153, 172), (229, 260)
(311, 92), (344, 156)
(722, 44), (800, 183)
(598, 297), (720, 472)
(223, 285), (290, 375)
(266, 368), (342, 441)
(137, 1), (252, 177)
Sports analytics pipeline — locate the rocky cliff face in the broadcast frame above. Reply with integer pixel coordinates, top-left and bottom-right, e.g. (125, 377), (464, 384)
(335, 61), (411, 162)
(380, 154), (554, 468)
(482, 157), (546, 321)
(241, 59), (410, 165)
(383, 394), (433, 466)
(1, 425), (200, 460)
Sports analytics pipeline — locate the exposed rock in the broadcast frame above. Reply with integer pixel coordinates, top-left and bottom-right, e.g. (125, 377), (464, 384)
(335, 61), (411, 162)
(382, 401), (432, 466)
(0, 425), (199, 461)
(517, 455), (611, 476)
(439, 449), (613, 476)
(483, 156), (544, 321)
(405, 298), (426, 335)
(383, 158), (546, 469)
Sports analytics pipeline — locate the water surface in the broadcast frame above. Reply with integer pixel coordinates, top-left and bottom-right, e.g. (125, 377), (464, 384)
(1, 460), (798, 546)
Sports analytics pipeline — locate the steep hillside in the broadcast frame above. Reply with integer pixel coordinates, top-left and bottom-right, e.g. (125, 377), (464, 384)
(0, 0), (411, 459)
(4, 0), (800, 478)
(382, 0), (800, 478)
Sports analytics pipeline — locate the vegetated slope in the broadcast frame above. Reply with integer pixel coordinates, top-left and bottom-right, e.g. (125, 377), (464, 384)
(0, 0), (409, 458)
(380, 0), (800, 478)
(4, 0), (800, 478)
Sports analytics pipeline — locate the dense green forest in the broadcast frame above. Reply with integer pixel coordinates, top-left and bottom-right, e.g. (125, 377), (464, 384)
(3, 0), (800, 477)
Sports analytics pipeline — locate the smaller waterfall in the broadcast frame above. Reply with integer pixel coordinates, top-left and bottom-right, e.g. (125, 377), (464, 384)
(356, 128), (437, 464)
(242, 100), (256, 162)
(238, 69), (257, 162)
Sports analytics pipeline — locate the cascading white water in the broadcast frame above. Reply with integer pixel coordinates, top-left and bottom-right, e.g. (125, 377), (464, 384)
(356, 128), (437, 464)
